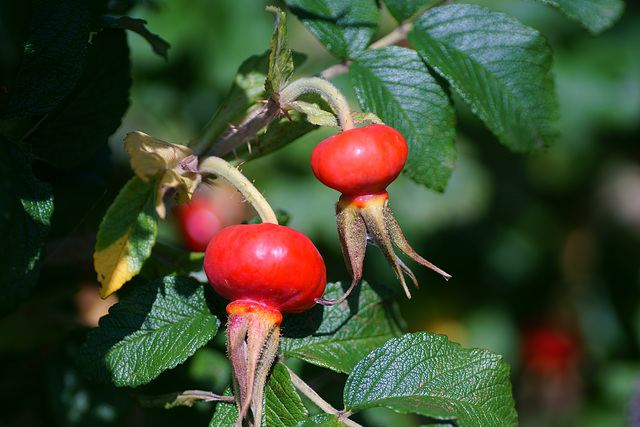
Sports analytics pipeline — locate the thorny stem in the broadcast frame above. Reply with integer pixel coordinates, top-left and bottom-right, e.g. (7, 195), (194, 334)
(190, 2), (448, 158)
(280, 76), (355, 132)
(198, 156), (278, 225)
(192, 98), (282, 159)
(284, 364), (363, 427)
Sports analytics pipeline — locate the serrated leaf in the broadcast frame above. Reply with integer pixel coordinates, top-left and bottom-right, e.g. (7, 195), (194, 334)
(264, 363), (309, 426)
(408, 4), (559, 153)
(344, 332), (517, 427)
(210, 363), (308, 427)
(350, 46), (456, 192)
(265, 6), (295, 95)
(77, 276), (220, 387)
(285, 0), (380, 59)
(383, 0), (439, 23)
(0, 140), (53, 316)
(1, 0), (89, 119)
(280, 281), (404, 374)
(298, 414), (347, 426)
(105, 16), (170, 59)
(209, 387), (237, 427)
(27, 29), (131, 168)
(94, 176), (158, 298)
(532, 0), (625, 34)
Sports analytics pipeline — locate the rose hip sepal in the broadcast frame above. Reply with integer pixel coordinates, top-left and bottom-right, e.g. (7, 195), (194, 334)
(204, 223), (326, 427)
(310, 124), (450, 305)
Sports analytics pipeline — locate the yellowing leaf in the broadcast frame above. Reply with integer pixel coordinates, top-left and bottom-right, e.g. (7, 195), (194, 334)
(125, 131), (194, 181)
(96, 234), (138, 298)
(94, 177), (158, 298)
(124, 131), (200, 218)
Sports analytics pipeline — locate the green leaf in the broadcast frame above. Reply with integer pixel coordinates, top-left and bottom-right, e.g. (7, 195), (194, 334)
(280, 281), (405, 374)
(264, 363), (309, 426)
(350, 46), (456, 192)
(285, 0), (380, 59)
(94, 176), (158, 298)
(532, 0), (625, 34)
(210, 363), (308, 427)
(1, 0), (89, 119)
(209, 387), (236, 427)
(344, 332), (517, 427)
(27, 29), (131, 168)
(382, 0), (439, 23)
(0, 140), (53, 316)
(77, 276), (220, 387)
(265, 6), (295, 95)
(298, 414), (347, 426)
(104, 16), (171, 59)
(408, 4), (559, 153)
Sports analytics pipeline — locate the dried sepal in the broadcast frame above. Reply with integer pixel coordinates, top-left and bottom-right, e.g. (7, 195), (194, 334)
(383, 202), (452, 281)
(322, 192), (450, 304)
(226, 301), (282, 427)
(316, 198), (367, 306)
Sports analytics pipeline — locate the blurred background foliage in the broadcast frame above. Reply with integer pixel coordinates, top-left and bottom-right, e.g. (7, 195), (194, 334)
(1, 0), (639, 426)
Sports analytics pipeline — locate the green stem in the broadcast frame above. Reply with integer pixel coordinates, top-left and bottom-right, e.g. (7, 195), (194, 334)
(198, 156), (278, 225)
(280, 76), (355, 132)
(284, 364), (363, 427)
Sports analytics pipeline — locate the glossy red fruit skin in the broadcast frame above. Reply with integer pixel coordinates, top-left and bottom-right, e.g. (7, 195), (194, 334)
(204, 223), (326, 313)
(174, 198), (223, 252)
(310, 124), (408, 196)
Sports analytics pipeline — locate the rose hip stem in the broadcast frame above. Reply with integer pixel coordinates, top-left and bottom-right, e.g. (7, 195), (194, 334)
(279, 76), (355, 132)
(198, 155), (278, 225)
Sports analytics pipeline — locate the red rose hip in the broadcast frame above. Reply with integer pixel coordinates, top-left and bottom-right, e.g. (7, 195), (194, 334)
(310, 123), (449, 305)
(204, 223), (326, 313)
(310, 124), (408, 196)
(204, 222), (326, 427)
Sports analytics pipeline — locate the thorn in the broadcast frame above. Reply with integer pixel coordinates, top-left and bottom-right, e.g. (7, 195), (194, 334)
(281, 109), (295, 127)
(255, 100), (269, 104)
(226, 122), (240, 133)
(246, 141), (252, 154)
